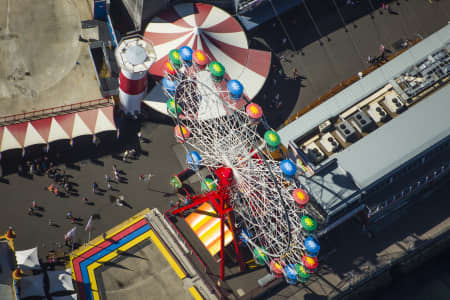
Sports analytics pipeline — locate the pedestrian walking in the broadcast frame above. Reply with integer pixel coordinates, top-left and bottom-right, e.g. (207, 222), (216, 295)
(145, 173), (154, 185)
(102, 233), (107, 240)
(71, 217), (76, 224)
(292, 67), (298, 79)
(123, 150), (129, 161)
(28, 207), (34, 216)
(139, 174), (144, 181)
(380, 44), (385, 57)
(32, 200), (37, 208)
(105, 174), (110, 183)
(82, 197), (88, 204)
(282, 38), (287, 45)
(107, 182), (112, 190)
(129, 149), (136, 159)
(137, 131), (143, 142)
(401, 40), (408, 49)
(48, 219), (52, 226)
(114, 170), (119, 181)
(368, 56), (372, 64)
(66, 211), (72, 219)
(92, 182), (98, 193)
(170, 200), (174, 207)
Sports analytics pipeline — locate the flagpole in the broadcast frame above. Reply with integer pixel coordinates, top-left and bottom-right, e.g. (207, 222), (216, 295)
(85, 215), (93, 243)
(71, 230), (75, 253)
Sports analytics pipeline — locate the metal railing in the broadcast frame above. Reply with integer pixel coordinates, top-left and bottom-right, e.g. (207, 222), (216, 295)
(0, 98), (111, 125)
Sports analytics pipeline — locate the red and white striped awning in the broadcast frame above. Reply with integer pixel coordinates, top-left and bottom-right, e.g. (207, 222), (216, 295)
(144, 2), (271, 100)
(0, 106), (116, 152)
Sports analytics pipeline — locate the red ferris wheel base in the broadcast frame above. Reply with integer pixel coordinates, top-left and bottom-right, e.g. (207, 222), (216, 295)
(170, 166), (246, 280)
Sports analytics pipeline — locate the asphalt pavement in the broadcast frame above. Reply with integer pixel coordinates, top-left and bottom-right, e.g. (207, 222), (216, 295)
(248, 0), (450, 128)
(0, 115), (184, 258)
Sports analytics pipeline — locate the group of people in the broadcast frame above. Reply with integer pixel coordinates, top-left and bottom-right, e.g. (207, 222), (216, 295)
(18, 156), (52, 177)
(122, 149), (137, 161)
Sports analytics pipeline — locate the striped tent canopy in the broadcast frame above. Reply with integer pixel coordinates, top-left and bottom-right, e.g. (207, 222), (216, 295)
(0, 106), (116, 152)
(144, 2), (271, 100)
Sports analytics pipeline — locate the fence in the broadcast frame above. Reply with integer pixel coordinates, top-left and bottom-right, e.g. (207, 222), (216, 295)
(0, 98), (111, 125)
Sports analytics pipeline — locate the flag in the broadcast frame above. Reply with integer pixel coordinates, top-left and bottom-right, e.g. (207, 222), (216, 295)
(64, 227), (77, 240)
(85, 216), (93, 231)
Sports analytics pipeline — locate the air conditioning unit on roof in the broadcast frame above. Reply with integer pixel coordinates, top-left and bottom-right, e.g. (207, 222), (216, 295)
(368, 102), (389, 123)
(352, 110), (373, 133)
(383, 94), (405, 114)
(336, 120), (356, 143)
(304, 142), (325, 164)
(320, 133), (340, 153)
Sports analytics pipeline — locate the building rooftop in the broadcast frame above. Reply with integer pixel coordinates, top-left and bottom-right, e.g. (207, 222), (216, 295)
(336, 84), (450, 190)
(278, 24), (450, 218)
(278, 24), (450, 149)
(298, 164), (359, 218)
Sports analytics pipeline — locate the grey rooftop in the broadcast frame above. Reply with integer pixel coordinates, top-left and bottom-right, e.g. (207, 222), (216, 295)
(280, 23), (450, 217)
(335, 84), (450, 190)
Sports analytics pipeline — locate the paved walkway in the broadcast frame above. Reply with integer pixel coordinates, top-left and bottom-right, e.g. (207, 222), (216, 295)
(248, 0), (450, 128)
(0, 0), (102, 116)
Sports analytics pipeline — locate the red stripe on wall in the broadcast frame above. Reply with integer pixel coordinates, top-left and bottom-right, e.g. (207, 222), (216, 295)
(119, 72), (147, 95)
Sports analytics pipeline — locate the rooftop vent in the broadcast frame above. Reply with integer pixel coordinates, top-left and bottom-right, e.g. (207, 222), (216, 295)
(320, 133), (340, 153)
(352, 110), (374, 133)
(304, 142), (325, 164)
(367, 103), (389, 123)
(318, 120), (332, 133)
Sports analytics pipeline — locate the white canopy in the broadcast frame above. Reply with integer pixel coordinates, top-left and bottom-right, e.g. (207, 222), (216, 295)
(20, 273), (45, 298)
(48, 269), (74, 294)
(15, 247), (40, 270)
(52, 294), (77, 300)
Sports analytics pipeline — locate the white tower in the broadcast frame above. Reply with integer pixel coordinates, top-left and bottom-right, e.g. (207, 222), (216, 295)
(115, 36), (156, 117)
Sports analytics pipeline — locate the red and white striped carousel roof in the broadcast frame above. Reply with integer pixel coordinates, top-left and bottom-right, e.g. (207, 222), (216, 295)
(0, 106), (116, 152)
(144, 2), (271, 100)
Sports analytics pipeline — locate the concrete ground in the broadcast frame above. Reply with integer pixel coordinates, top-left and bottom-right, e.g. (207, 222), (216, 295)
(97, 240), (192, 300)
(96, 243), (192, 300)
(0, 0), (101, 117)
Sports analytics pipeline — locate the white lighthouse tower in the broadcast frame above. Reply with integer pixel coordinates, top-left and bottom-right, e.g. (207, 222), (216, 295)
(115, 36), (156, 117)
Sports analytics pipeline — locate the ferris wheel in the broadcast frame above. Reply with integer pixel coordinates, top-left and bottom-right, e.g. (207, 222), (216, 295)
(162, 46), (321, 284)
